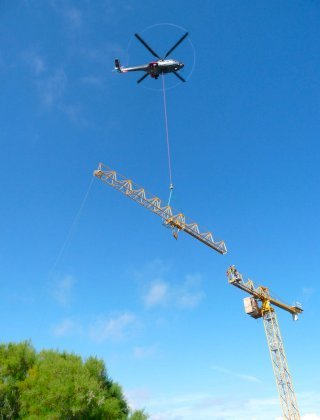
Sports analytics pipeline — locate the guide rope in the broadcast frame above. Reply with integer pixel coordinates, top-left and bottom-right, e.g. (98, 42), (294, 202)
(161, 72), (174, 205)
(49, 176), (94, 277)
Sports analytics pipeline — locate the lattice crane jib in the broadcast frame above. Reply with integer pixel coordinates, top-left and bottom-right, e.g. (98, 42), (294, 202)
(94, 163), (227, 255)
(226, 266), (302, 420)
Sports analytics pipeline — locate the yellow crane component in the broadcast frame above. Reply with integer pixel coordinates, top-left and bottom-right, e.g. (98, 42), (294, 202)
(94, 163), (227, 255)
(226, 266), (302, 420)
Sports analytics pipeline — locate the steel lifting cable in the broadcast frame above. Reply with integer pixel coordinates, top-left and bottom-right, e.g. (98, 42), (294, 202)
(161, 72), (174, 205)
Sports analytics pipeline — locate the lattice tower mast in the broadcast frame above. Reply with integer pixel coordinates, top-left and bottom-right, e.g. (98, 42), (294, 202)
(227, 266), (302, 420)
(94, 163), (227, 254)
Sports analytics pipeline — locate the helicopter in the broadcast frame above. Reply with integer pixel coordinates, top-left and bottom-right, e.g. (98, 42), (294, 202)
(114, 32), (188, 84)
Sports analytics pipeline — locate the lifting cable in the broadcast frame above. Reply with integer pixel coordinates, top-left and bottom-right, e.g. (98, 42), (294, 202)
(161, 72), (174, 205)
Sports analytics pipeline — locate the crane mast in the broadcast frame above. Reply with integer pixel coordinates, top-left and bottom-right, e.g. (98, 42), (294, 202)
(227, 266), (302, 420)
(94, 163), (227, 255)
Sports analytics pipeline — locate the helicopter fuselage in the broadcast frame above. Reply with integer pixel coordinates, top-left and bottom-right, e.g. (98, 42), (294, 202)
(114, 31), (188, 83)
(117, 59), (184, 79)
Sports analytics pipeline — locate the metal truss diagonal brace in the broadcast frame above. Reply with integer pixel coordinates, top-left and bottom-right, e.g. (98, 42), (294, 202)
(263, 310), (300, 420)
(94, 163), (227, 255)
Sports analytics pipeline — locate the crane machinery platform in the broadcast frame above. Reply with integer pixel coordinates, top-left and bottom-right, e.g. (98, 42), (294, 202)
(226, 265), (303, 420)
(94, 162), (227, 255)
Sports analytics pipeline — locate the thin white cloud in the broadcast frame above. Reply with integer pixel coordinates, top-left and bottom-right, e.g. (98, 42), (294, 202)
(23, 50), (46, 75)
(22, 50), (76, 119)
(52, 275), (75, 306)
(49, 1), (82, 28)
(126, 391), (246, 420)
(140, 270), (204, 310)
(53, 318), (81, 337)
(125, 387), (151, 412)
(133, 258), (168, 282)
(133, 345), (158, 359)
(177, 273), (205, 308)
(178, 290), (204, 308)
(302, 287), (315, 302)
(100, 0), (134, 24)
(299, 392), (320, 417)
(89, 312), (137, 342)
(211, 365), (262, 384)
(63, 7), (82, 27)
(39, 68), (67, 107)
(143, 280), (168, 308)
(51, 313), (141, 342)
(61, 103), (84, 124)
(126, 390), (319, 420)
(80, 76), (103, 86)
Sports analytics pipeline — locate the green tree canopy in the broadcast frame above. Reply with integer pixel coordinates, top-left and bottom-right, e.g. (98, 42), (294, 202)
(0, 341), (148, 419)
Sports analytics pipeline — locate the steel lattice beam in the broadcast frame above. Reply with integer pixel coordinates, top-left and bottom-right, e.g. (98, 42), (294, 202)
(94, 163), (227, 254)
(263, 310), (300, 420)
(227, 266), (301, 420)
(227, 271), (302, 319)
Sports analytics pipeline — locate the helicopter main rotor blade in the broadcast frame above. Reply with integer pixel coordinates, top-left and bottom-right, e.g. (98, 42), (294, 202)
(173, 71), (186, 83)
(134, 33), (161, 59)
(137, 73), (149, 84)
(164, 32), (189, 58)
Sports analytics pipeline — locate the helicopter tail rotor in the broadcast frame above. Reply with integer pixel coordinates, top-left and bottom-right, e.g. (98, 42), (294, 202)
(114, 58), (123, 72)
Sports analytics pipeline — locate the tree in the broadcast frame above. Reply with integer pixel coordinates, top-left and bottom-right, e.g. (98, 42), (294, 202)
(0, 341), (148, 419)
(0, 341), (36, 418)
(129, 409), (149, 420)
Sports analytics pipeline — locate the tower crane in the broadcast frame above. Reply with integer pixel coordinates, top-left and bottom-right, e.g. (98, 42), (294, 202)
(94, 163), (227, 255)
(226, 265), (303, 420)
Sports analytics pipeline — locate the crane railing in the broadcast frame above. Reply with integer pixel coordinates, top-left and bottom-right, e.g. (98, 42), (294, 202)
(94, 163), (227, 255)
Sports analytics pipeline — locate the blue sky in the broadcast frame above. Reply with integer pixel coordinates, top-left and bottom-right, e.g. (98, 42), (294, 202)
(1, 0), (320, 418)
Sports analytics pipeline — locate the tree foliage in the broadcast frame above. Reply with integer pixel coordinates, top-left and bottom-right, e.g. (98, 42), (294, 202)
(0, 341), (148, 419)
